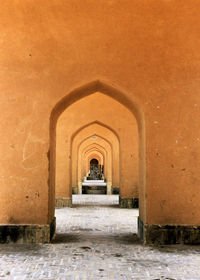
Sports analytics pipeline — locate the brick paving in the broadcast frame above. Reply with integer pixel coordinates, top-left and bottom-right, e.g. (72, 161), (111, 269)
(0, 195), (200, 280)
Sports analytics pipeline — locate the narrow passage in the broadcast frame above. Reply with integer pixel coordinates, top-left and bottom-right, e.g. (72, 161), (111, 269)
(55, 195), (138, 244)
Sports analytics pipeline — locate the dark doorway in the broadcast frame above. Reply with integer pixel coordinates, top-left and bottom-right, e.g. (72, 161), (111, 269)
(90, 158), (99, 165)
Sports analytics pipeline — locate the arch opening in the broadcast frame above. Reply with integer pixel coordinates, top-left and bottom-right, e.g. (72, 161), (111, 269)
(50, 80), (145, 239)
(75, 134), (112, 195)
(71, 123), (119, 196)
(90, 158), (99, 165)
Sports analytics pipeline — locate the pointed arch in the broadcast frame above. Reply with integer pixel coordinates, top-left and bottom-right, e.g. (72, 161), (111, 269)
(50, 80), (144, 128)
(76, 136), (112, 191)
(82, 146), (106, 180)
(71, 120), (120, 145)
(71, 123), (120, 192)
(49, 80), (145, 224)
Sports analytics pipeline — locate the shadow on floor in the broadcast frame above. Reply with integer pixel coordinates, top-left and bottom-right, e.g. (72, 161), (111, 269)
(52, 233), (80, 244)
(52, 232), (142, 245)
(71, 204), (120, 208)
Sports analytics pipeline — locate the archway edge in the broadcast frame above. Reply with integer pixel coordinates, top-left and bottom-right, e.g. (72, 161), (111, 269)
(82, 146), (106, 169)
(71, 120), (120, 145)
(77, 137), (112, 181)
(77, 133), (113, 154)
(86, 152), (104, 161)
(50, 80), (144, 129)
(82, 143), (107, 153)
(87, 152), (104, 161)
(50, 80), (146, 227)
(81, 146), (107, 177)
(84, 146), (106, 157)
(84, 150), (106, 160)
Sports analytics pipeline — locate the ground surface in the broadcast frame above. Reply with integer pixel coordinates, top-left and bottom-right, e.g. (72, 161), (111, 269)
(0, 195), (200, 280)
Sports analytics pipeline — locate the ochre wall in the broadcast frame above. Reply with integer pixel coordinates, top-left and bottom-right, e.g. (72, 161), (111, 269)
(0, 1), (200, 227)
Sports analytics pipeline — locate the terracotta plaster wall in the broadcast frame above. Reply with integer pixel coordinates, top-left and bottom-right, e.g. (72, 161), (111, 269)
(0, 1), (200, 226)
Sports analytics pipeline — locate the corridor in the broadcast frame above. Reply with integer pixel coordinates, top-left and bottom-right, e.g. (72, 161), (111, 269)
(0, 196), (200, 279)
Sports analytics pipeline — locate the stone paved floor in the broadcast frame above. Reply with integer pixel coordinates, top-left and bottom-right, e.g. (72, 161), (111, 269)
(0, 195), (200, 280)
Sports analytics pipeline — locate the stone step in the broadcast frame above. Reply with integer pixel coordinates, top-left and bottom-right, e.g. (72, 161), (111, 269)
(82, 182), (107, 186)
(86, 189), (106, 194)
(82, 185), (107, 195)
(83, 180), (105, 183)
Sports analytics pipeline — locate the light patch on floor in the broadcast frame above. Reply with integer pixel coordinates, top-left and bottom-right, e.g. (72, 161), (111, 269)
(0, 195), (200, 279)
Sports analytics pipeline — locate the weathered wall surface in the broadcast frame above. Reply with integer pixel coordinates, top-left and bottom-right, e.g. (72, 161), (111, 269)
(0, 0), (200, 229)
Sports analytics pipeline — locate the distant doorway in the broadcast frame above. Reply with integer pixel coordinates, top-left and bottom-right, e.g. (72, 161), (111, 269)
(88, 158), (103, 180)
(90, 158), (98, 165)
(82, 158), (106, 194)
(51, 81), (144, 215)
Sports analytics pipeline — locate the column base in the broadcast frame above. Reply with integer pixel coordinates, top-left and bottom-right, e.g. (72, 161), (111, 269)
(138, 217), (200, 245)
(78, 181), (82, 194)
(55, 197), (72, 208)
(0, 217), (56, 244)
(119, 197), (139, 208)
(107, 182), (112, 195)
(72, 187), (78, 194)
(112, 187), (119, 194)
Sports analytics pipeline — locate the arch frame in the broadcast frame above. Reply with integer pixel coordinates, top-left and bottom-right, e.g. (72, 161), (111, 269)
(50, 80), (145, 235)
(71, 122), (120, 193)
(76, 136), (112, 194)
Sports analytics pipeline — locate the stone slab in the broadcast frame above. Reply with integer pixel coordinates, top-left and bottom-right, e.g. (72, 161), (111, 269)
(112, 186), (119, 194)
(82, 182), (107, 186)
(138, 217), (200, 245)
(0, 217), (56, 244)
(55, 197), (72, 208)
(119, 197), (139, 208)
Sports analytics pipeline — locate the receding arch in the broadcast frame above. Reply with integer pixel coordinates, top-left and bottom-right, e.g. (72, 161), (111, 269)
(83, 144), (107, 156)
(72, 121), (119, 154)
(87, 153), (104, 171)
(50, 80), (145, 224)
(71, 122), (120, 195)
(75, 135), (112, 179)
(71, 120), (120, 145)
(84, 145), (106, 157)
(82, 145), (107, 174)
(71, 143), (107, 195)
(50, 80), (144, 128)
(82, 143), (107, 162)
(82, 146), (106, 181)
(56, 120), (120, 200)
(75, 136), (112, 194)
(84, 147), (105, 164)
